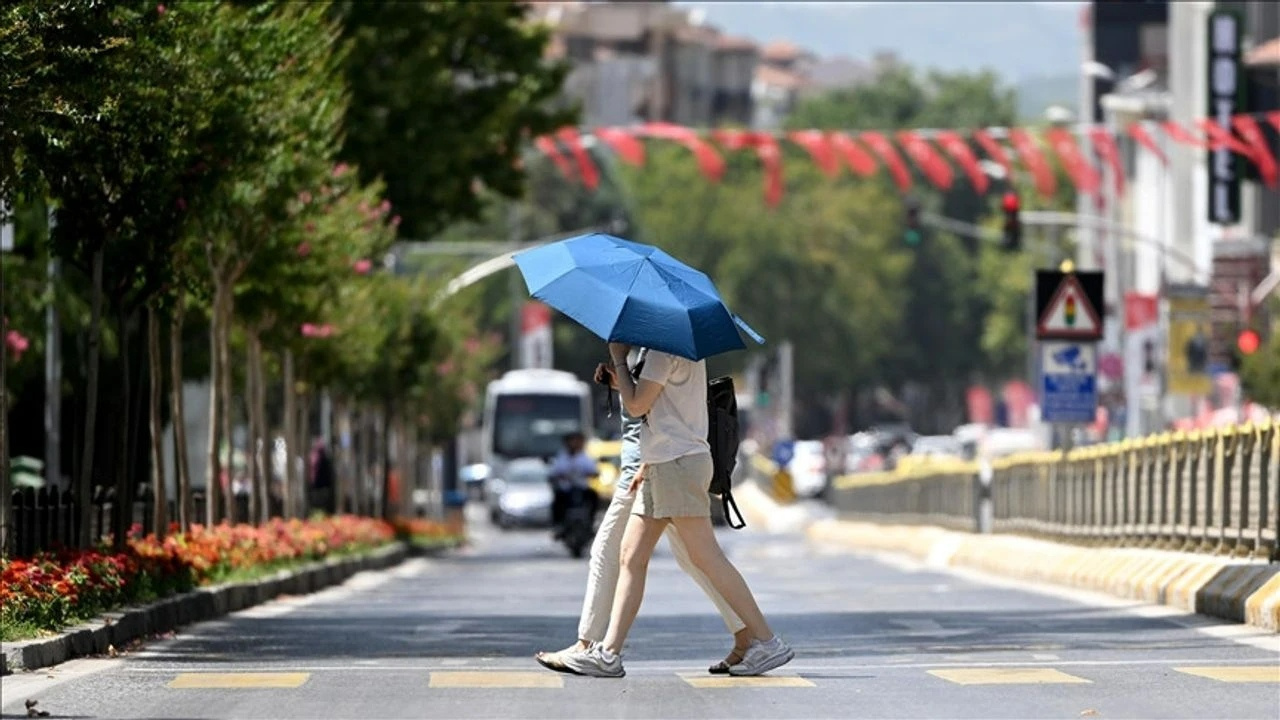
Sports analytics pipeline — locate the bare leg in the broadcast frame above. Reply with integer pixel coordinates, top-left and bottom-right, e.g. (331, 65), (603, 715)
(600, 514), (669, 655)
(669, 515), (774, 642)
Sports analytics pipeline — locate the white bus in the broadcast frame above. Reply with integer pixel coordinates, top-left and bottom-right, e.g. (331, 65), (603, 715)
(481, 368), (594, 476)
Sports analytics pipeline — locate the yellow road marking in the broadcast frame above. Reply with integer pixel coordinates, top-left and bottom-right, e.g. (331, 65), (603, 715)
(428, 671), (564, 689)
(681, 674), (815, 689)
(928, 668), (1091, 685)
(1174, 666), (1280, 683)
(168, 673), (310, 689)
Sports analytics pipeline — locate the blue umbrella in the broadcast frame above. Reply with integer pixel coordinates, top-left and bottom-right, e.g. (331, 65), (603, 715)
(513, 233), (764, 360)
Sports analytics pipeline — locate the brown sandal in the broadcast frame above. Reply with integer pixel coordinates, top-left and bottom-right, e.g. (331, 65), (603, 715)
(708, 648), (747, 675)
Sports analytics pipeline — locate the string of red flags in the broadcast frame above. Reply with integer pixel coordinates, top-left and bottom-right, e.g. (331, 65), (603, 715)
(532, 111), (1280, 207)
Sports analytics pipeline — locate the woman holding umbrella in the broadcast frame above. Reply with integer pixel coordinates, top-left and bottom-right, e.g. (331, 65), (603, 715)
(557, 341), (793, 678)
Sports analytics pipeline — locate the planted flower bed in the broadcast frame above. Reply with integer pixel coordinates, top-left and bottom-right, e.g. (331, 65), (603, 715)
(1, 515), (404, 642)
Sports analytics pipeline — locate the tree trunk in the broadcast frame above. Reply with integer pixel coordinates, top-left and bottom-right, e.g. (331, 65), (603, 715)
(0, 241), (9, 555)
(78, 246), (105, 548)
(281, 350), (296, 518)
(249, 331), (269, 523)
(298, 389), (312, 517)
(218, 289), (235, 524)
(169, 297), (193, 532)
(205, 281), (224, 526)
(244, 331), (259, 524)
(381, 401), (394, 521)
(112, 306), (132, 552)
(148, 302), (167, 539)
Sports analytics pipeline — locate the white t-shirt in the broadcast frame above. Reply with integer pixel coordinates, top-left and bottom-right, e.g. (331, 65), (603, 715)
(637, 350), (709, 464)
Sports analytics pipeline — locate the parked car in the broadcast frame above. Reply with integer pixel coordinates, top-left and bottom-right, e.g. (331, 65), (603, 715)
(486, 457), (553, 529)
(786, 440), (828, 498)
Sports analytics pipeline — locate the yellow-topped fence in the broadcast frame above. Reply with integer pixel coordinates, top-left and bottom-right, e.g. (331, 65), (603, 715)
(759, 421), (1278, 561)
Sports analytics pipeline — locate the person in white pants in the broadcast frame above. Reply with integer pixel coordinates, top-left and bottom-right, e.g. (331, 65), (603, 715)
(535, 350), (750, 674)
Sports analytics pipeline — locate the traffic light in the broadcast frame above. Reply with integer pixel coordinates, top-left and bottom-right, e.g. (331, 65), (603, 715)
(1237, 328), (1261, 355)
(903, 196), (922, 246)
(1001, 192), (1022, 251)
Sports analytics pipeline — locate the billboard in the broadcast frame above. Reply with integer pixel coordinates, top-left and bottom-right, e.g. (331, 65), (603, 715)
(1166, 289), (1213, 396)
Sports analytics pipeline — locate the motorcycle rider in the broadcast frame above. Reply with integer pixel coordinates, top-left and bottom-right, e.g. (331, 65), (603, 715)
(548, 431), (599, 539)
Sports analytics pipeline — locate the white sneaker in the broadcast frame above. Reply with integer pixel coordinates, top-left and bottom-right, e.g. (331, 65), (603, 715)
(560, 644), (626, 678)
(728, 636), (794, 676)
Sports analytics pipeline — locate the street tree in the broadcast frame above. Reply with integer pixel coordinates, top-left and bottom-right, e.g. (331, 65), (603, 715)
(331, 0), (577, 240)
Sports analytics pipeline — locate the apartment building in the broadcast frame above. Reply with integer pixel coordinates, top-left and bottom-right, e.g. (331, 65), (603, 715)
(534, 1), (759, 129)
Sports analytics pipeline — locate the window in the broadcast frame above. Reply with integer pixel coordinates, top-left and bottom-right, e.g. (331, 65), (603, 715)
(492, 395), (584, 459)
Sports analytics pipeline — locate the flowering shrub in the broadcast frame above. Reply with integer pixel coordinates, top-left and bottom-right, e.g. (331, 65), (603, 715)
(1, 515), (394, 640)
(391, 516), (464, 545)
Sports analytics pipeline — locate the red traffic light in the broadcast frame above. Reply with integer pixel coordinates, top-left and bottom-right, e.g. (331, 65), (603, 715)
(1237, 328), (1261, 355)
(1001, 192), (1020, 213)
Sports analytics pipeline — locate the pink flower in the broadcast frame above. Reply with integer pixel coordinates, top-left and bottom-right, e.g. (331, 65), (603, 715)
(298, 191), (313, 205)
(6, 330), (29, 361)
(352, 259), (372, 275)
(157, 4), (166, 15)
(390, 215), (402, 228)
(435, 361), (455, 376)
(379, 199), (391, 214)
(301, 324), (335, 338)
(304, 221), (316, 234)
(296, 242), (312, 257)
(332, 163), (349, 178)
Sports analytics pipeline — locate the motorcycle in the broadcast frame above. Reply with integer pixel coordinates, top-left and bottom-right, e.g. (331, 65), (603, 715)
(557, 484), (597, 559)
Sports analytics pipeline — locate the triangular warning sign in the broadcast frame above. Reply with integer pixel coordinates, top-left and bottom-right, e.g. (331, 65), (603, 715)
(1038, 274), (1101, 338)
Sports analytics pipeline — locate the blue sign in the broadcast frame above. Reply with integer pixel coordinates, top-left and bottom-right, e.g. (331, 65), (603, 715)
(1038, 341), (1098, 424)
(772, 440), (795, 468)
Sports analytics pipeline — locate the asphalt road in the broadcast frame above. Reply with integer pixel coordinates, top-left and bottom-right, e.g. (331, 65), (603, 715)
(3, 501), (1279, 720)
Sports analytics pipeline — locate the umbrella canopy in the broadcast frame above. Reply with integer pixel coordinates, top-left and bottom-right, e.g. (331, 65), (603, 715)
(513, 233), (764, 360)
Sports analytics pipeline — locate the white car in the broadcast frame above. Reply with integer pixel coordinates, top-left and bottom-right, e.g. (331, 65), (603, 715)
(786, 440), (828, 498)
(486, 457), (554, 528)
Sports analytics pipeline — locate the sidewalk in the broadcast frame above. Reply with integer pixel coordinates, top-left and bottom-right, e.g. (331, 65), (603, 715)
(735, 480), (1280, 633)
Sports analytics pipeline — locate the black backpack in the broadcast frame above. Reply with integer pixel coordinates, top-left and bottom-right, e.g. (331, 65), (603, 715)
(707, 375), (746, 529)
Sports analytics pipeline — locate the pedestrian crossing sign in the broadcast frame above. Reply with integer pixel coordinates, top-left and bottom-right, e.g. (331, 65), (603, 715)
(1036, 271), (1102, 340)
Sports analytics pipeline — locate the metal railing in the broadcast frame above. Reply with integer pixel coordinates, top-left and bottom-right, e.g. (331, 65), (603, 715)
(823, 420), (1279, 562)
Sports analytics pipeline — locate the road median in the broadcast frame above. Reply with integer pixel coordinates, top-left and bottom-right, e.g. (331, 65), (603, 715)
(807, 518), (1280, 633)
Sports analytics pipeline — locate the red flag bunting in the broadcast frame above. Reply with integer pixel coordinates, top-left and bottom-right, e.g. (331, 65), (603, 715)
(1269, 111), (1280, 135)
(1127, 122), (1167, 165)
(1045, 127), (1101, 196)
(1195, 118), (1253, 157)
(972, 129), (1013, 179)
(1161, 120), (1210, 149)
(934, 131), (989, 194)
(787, 130), (841, 178)
(556, 127), (599, 191)
(640, 122), (725, 182)
(534, 135), (576, 182)
(896, 130), (954, 191)
(860, 131), (912, 192)
(829, 132), (879, 177)
(1007, 128), (1057, 198)
(594, 127), (646, 167)
(714, 129), (784, 207)
(1087, 127), (1125, 197)
(1232, 115), (1278, 188)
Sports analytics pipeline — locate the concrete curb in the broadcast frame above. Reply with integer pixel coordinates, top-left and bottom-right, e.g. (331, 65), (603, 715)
(1, 542), (410, 676)
(807, 519), (1280, 633)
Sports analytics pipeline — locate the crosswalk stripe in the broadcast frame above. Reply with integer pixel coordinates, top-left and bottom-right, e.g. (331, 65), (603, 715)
(428, 671), (564, 688)
(1174, 666), (1280, 683)
(928, 668), (1091, 685)
(168, 673), (310, 689)
(680, 674), (816, 688)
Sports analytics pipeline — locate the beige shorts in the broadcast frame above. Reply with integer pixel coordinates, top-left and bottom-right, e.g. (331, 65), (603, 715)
(634, 452), (712, 519)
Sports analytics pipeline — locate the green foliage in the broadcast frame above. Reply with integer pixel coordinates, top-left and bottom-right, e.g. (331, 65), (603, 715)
(332, 0), (577, 240)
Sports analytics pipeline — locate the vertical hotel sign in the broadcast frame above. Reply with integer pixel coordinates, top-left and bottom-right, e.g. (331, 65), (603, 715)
(1206, 10), (1243, 225)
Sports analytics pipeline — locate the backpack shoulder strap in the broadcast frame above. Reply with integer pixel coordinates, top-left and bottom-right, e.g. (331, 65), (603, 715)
(721, 491), (746, 530)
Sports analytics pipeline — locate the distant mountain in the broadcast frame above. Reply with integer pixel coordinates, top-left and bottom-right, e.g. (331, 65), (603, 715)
(676, 1), (1083, 84)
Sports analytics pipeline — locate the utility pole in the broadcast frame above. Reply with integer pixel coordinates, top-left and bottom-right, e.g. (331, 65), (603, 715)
(778, 341), (794, 440)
